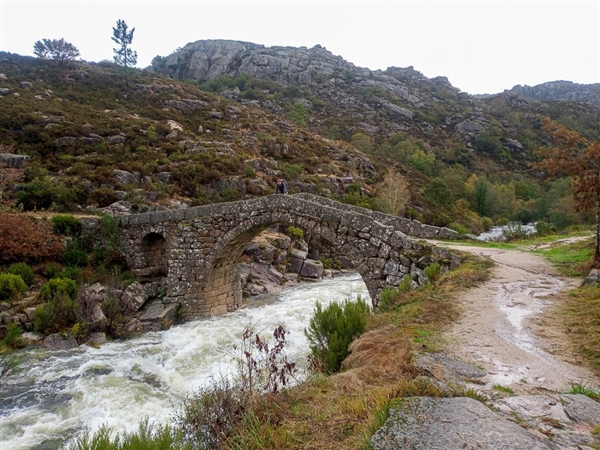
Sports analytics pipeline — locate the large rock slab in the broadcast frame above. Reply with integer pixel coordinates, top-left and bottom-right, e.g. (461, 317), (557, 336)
(371, 397), (552, 450)
(414, 352), (486, 386)
(494, 394), (600, 449)
(43, 333), (78, 350)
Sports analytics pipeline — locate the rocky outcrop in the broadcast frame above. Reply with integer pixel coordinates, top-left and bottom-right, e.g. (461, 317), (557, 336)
(0, 153), (30, 169)
(374, 352), (600, 449)
(164, 40), (369, 87)
(507, 80), (600, 108)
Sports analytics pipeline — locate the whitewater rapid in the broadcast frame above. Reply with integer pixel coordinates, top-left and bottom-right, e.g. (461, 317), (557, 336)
(0, 273), (369, 450)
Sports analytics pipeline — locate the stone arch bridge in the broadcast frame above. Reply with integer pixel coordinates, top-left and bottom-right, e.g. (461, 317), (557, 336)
(117, 193), (460, 318)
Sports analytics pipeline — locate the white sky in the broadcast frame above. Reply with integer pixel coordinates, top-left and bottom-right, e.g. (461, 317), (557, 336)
(1, 1), (599, 95)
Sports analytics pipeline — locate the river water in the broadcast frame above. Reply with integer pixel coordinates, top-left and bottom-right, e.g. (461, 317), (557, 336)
(0, 273), (369, 450)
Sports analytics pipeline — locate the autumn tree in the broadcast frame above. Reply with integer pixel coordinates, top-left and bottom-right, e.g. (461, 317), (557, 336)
(111, 19), (137, 86)
(375, 169), (409, 216)
(535, 118), (600, 264)
(33, 38), (80, 64)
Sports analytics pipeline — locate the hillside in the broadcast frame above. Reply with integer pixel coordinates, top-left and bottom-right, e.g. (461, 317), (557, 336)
(1, 42), (600, 233)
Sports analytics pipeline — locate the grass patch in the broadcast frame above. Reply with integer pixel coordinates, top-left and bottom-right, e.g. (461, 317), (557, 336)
(566, 383), (600, 401)
(553, 285), (600, 378)
(533, 239), (594, 277)
(492, 384), (514, 394)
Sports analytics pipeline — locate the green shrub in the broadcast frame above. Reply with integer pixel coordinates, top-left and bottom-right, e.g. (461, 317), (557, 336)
(5, 262), (35, 287)
(481, 216), (494, 232)
(377, 275), (413, 312)
(35, 277), (79, 333)
(496, 217), (510, 226)
(423, 262), (441, 284)
(448, 222), (470, 236)
(52, 214), (82, 236)
(535, 220), (553, 236)
(62, 248), (89, 267)
(305, 298), (370, 374)
(280, 163), (303, 180)
(0, 323), (23, 349)
(287, 226), (304, 241)
(66, 418), (192, 450)
(0, 273), (28, 301)
(319, 256), (341, 270)
(378, 287), (397, 312)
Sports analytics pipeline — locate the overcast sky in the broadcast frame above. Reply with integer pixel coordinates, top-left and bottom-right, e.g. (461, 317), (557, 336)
(1, 1), (598, 95)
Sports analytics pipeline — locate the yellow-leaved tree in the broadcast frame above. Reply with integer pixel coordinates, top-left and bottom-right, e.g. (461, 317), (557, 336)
(376, 169), (409, 216)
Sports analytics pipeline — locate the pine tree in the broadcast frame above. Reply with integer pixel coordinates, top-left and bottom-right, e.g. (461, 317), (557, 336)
(33, 38), (80, 64)
(111, 19), (137, 86)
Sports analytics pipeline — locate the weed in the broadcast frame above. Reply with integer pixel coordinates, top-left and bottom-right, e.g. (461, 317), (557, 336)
(287, 226), (304, 241)
(492, 384), (514, 394)
(566, 383), (600, 401)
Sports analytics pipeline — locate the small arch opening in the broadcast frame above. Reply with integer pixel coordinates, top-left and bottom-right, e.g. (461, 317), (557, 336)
(139, 232), (168, 278)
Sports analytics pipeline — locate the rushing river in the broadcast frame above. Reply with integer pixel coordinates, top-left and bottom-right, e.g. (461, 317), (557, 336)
(0, 273), (369, 450)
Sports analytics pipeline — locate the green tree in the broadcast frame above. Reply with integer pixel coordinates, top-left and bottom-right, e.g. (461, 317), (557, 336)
(407, 149), (436, 176)
(288, 102), (308, 126)
(33, 38), (80, 64)
(351, 133), (374, 153)
(112, 19), (138, 86)
(422, 178), (453, 209)
(149, 55), (167, 73)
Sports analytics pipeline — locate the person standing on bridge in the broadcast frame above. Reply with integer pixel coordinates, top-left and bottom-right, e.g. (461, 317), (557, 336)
(275, 178), (288, 195)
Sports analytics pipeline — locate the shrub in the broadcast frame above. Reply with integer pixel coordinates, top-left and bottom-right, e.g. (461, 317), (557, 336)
(535, 220), (553, 236)
(305, 298), (370, 374)
(503, 223), (531, 241)
(62, 248), (89, 267)
(280, 163), (303, 180)
(44, 262), (64, 279)
(376, 275), (413, 311)
(448, 222), (470, 236)
(287, 226), (304, 241)
(65, 418), (192, 450)
(5, 263), (35, 287)
(0, 323), (23, 349)
(0, 212), (63, 265)
(481, 216), (494, 232)
(378, 287), (397, 312)
(52, 214), (81, 236)
(423, 262), (441, 284)
(35, 277), (79, 333)
(0, 273), (28, 301)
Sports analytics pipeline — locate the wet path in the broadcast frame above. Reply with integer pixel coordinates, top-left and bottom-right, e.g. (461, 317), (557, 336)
(437, 244), (598, 394)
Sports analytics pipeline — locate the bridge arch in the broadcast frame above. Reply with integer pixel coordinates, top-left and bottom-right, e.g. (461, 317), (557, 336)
(118, 194), (460, 318)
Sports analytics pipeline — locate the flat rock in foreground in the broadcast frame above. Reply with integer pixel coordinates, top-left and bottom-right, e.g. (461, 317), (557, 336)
(371, 396), (552, 450)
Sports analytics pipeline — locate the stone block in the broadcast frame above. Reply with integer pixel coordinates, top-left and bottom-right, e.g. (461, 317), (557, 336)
(300, 259), (324, 278)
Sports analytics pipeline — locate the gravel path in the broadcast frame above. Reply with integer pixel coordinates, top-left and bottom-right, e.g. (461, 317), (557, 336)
(435, 242), (599, 395)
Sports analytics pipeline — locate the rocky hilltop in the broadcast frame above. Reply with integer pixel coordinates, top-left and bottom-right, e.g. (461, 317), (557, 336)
(159, 39), (599, 174)
(507, 80), (600, 108)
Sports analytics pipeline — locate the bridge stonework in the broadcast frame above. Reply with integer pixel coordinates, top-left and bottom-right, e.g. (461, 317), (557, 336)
(118, 194), (460, 318)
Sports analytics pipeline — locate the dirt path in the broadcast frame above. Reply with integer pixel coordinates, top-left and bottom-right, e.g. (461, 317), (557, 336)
(434, 242), (599, 395)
